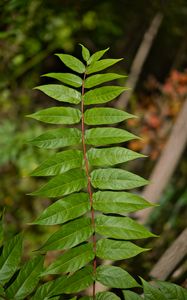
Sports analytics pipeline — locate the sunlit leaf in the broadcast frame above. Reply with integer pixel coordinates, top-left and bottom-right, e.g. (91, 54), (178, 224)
(42, 73), (82, 87)
(91, 168), (148, 190)
(87, 59), (123, 74)
(80, 44), (90, 62)
(84, 73), (126, 88)
(95, 215), (155, 239)
(35, 84), (81, 104)
(87, 48), (109, 65)
(29, 128), (81, 149)
(156, 280), (187, 300)
(27, 107), (81, 124)
(84, 86), (126, 105)
(141, 279), (167, 300)
(56, 54), (85, 73)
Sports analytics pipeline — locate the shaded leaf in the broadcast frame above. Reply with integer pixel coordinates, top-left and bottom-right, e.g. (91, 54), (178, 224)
(30, 150), (83, 176)
(84, 73), (126, 88)
(42, 243), (94, 275)
(87, 48), (109, 64)
(31, 279), (64, 300)
(95, 215), (155, 239)
(141, 279), (167, 300)
(84, 86), (126, 105)
(84, 108), (133, 125)
(87, 59), (123, 74)
(40, 217), (93, 251)
(157, 280), (187, 300)
(96, 292), (120, 300)
(87, 147), (145, 167)
(52, 266), (94, 294)
(0, 234), (22, 285)
(56, 54), (85, 73)
(96, 265), (139, 289)
(30, 169), (87, 198)
(91, 168), (148, 190)
(123, 290), (142, 300)
(29, 128), (81, 149)
(35, 84), (81, 104)
(34, 193), (90, 225)
(85, 128), (138, 146)
(42, 72), (82, 87)
(93, 191), (153, 214)
(80, 44), (90, 62)
(96, 239), (148, 260)
(27, 107), (81, 125)
(6, 256), (44, 300)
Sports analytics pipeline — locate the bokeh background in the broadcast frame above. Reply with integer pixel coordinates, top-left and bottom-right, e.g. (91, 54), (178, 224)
(1, 0), (187, 289)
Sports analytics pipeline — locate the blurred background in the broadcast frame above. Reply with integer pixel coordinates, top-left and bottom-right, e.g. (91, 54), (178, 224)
(0, 0), (187, 290)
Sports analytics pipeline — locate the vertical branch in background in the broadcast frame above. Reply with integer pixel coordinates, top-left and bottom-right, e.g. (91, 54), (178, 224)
(117, 13), (163, 109)
(135, 98), (187, 223)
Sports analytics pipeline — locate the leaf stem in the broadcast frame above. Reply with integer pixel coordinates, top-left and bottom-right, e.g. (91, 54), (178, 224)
(81, 72), (96, 299)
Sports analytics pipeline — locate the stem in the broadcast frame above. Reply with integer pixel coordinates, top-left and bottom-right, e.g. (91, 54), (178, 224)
(81, 72), (97, 299)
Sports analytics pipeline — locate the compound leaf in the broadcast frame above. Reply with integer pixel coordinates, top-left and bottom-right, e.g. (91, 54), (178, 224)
(96, 239), (148, 260)
(27, 107), (81, 125)
(96, 265), (139, 289)
(84, 86), (126, 105)
(42, 243), (94, 275)
(85, 128), (138, 146)
(84, 73), (126, 88)
(33, 193), (89, 225)
(39, 217), (93, 251)
(56, 54), (85, 73)
(95, 215), (155, 240)
(29, 128), (81, 149)
(42, 72), (82, 87)
(93, 191), (153, 214)
(30, 169), (87, 198)
(35, 84), (81, 104)
(6, 256), (44, 300)
(91, 168), (148, 190)
(30, 150), (83, 177)
(0, 234), (22, 285)
(84, 108), (133, 125)
(87, 147), (145, 167)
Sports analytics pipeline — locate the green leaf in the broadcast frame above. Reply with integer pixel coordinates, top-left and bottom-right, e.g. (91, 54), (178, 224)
(87, 147), (145, 167)
(84, 73), (126, 88)
(123, 290), (142, 300)
(141, 279), (167, 300)
(35, 84), (81, 104)
(6, 256), (44, 300)
(84, 108), (133, 125)
(42, 72), (82, 87)
(80, 44), (90, 62)
(91, 168), (148, 190)
(85, 128), (138, 146)
(42, 243), (94, 275)
(56, 53), (85, 73)
(30, 169), (87, 198)
(29, 128), (81, 149)
(96, 265), (139, 289)
(157, 280), (187, 300)
(33, 193), (90, 225)
(96, 292), (120, 300)
(95, 215), (155, 240)
(30, 150), (83, 176)
(27, 107), (81, 124)
(96, 239), (148, 260)
(84, 86), (126, 105)
(40, 217), (93, 251)
(0, 234), (22, 285)
(87, 48), (109, 64)
(87, 58), (122, 74)
(30, 279), (63, 300)
(52, 266), (94, 294)
(0, 212), (4, 246)
(93, 191), (153, 214)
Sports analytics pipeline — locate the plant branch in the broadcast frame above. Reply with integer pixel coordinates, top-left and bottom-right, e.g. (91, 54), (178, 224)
(81, 71), (97, 299)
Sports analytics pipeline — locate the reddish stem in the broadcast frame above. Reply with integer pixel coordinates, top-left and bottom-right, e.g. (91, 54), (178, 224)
(81, 72), (97, 299)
